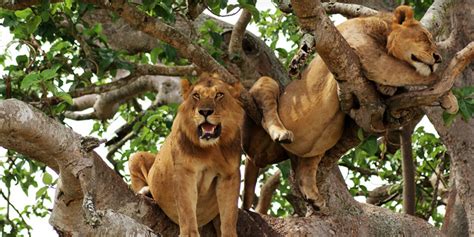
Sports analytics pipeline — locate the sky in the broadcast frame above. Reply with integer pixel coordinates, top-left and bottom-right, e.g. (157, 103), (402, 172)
(0, 1), (441, 236)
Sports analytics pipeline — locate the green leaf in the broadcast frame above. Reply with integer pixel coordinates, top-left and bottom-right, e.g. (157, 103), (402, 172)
(357, 128), (364, 141)
(150, 47), (161, 64)
(35, 186), (48, 199)
(50, 41), (71, 52)
(42, 173), (53, 185)
(27, 15), (42, 34)
(15, 8), (33, 19)
(21, 72), (40, 89)
(57, 92), (73, 105)
(65, 0), (73, 9)
(40, 68), (58, 80)
(442, 110), (456, 126)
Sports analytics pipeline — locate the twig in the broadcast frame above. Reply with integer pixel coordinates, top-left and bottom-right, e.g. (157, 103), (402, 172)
(0, 190), (32, 236)
(425, 159), (445, 220)
(64, 111), (98, 120)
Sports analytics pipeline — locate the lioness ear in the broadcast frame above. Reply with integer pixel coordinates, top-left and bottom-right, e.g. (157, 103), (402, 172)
(227, 82), (243, 100)
(181, 79), (192, 99)
(393, 5), (414, 25)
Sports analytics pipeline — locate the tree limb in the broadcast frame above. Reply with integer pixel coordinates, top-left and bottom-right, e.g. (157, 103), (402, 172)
(323, 2), (378, 17)
(228, 9), (252, 57)
(70, 64), (195, 97)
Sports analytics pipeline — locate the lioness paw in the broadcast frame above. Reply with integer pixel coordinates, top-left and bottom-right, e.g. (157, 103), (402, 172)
(441, 92), (459, 114)
(268, 125), (294, 144)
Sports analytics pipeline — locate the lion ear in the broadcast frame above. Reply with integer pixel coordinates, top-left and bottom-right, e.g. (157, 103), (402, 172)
(181, 79), (192, 99)
(393, 5), (415, 26)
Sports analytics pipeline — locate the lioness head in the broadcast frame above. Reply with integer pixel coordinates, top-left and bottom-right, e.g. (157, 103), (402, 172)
(387, 6), (442, 76)
(179, 73), (244, 146)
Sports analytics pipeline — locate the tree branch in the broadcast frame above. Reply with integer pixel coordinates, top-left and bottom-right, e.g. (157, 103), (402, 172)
(323, 2), (378, 17)
(228, 9), (252, 57)
(70, 64), (195, 98)
(387, 42), (474, 117)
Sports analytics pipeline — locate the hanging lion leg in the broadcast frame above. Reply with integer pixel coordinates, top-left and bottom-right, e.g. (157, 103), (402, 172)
(242, 158), (259, 210)
(249, 76), (293, 143)
(294, 154), (327, 215)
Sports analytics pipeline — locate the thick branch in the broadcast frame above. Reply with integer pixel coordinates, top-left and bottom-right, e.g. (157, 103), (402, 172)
(69, 74), (182, 120)
(83, 0), (234, 82)
(323, 2), (378, 17)
(70, 64), (195, 97)
(228, 9), (252, 57)
(421, 0), (455, 37)
(387, 42), (474, 117)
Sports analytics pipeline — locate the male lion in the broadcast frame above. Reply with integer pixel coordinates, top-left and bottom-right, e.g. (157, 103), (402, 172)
(129, 74), (244, 236)
(243, 6), (442, 212)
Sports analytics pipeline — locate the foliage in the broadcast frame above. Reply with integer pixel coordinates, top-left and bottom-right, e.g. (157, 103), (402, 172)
(0, 151), (54, 237)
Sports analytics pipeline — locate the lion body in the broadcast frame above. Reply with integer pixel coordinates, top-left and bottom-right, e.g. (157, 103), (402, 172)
(130, 75), (244, 236)
(244, 6), (441, 211)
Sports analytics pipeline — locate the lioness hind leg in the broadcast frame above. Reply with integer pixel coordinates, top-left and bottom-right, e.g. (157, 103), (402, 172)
(128, 152), (155, 194)
(294, 155), (327, 215)
(250, 76), (294, 143)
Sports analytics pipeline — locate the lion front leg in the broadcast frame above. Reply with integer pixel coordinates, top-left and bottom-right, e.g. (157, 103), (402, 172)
(250, 76), (294, 143)
(294, 155), (327, 215)
(174, 167), (200, 237)
(216, 171), (240, 237)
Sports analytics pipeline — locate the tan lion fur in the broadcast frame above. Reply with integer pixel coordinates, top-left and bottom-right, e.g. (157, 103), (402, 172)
(129, 74), (244, 236)
(243, 6), (442, 212)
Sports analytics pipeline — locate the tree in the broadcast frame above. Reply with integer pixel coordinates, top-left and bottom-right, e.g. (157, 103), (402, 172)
(0, 0), (473, 236)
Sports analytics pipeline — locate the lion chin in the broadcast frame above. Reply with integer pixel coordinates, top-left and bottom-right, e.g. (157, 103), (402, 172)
(197, 121), (222, 145)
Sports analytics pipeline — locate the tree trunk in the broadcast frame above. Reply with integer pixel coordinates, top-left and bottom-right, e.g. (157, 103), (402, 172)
(422, 0), (474, 235)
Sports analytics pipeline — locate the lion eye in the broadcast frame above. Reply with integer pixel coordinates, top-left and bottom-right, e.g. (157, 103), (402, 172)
(193, 93), (200, 100)
(216, 92), (224, 100)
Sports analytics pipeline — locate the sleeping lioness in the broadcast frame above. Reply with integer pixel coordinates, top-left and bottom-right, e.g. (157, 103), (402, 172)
(243, 6), (443, 212)
(129, 73), (244, 236)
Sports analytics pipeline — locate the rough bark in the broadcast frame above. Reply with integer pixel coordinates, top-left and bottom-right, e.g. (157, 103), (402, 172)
(420, 0), (474, 235)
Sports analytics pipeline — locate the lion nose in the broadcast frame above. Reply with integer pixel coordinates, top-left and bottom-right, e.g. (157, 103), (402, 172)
(199, 108), (214, 117)
(433, 53), (442, 63)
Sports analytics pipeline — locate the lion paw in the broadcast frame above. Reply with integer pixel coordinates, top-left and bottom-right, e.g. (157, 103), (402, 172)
(268, 125), (294, 144)
(376, 84), (398, 96)
(138, 186), (150, 196)
(441, 92), (459, 114)
(305, 198), (328, 217)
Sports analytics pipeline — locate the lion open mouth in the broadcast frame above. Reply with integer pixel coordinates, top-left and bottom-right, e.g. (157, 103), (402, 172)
(197, 122), (222, 140)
